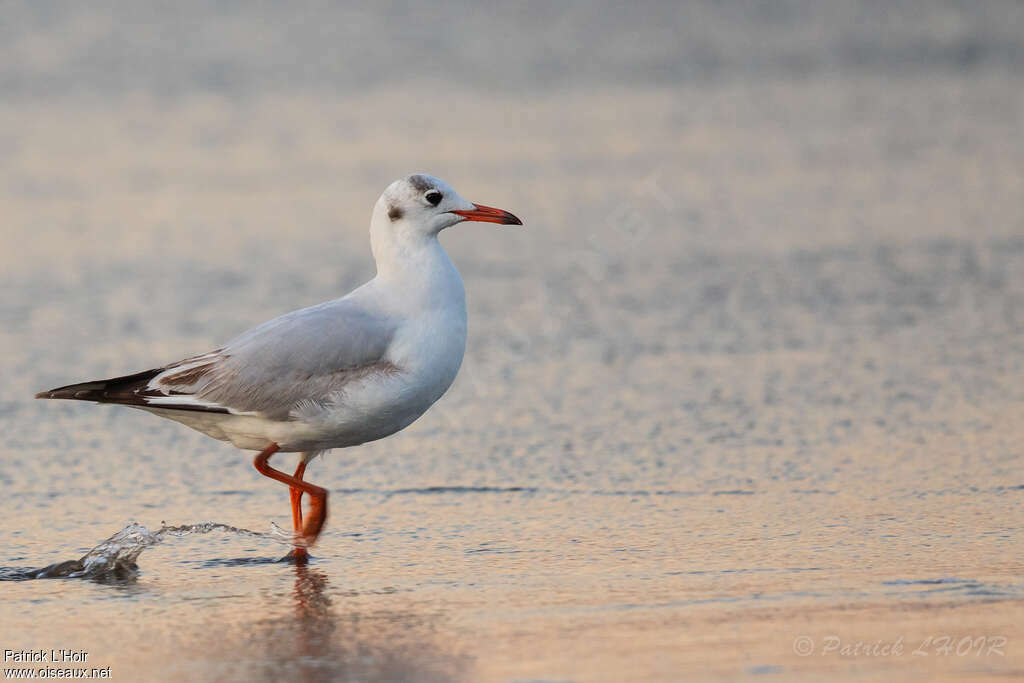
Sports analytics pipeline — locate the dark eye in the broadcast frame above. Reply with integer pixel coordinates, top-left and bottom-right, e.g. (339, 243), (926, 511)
(425, 190), (443, 206)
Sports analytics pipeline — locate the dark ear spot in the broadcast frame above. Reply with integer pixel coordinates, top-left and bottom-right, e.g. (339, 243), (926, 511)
(387, 204), (403, 221)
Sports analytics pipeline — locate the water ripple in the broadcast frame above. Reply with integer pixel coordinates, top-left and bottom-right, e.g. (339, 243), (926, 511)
(0, 521), (292, 582)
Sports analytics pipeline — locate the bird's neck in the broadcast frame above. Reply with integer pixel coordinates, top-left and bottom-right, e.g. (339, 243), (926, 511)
(370, 225), (465, 311)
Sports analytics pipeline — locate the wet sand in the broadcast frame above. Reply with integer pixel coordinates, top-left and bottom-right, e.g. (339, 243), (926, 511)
(2, 2), (1024, 681)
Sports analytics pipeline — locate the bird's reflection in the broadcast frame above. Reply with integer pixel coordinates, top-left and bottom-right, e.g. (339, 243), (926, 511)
(290, 563), (335, 660)
(244, 564), (469, 683)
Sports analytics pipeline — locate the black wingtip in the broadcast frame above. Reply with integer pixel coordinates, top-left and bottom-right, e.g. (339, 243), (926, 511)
(36, 388), (70, 399)
(33, 372), (159, 404)
(35, 383), (109, 401)
(32, 369), (228, 414)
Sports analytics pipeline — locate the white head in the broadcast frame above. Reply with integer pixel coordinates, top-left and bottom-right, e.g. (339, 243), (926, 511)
(370, 174), (522, 261)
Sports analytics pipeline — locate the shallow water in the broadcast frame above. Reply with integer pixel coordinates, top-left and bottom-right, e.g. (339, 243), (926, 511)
(3, 2), (1024, 681)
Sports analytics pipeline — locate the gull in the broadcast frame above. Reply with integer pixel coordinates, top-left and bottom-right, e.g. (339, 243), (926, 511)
(36, 174), (522, 562)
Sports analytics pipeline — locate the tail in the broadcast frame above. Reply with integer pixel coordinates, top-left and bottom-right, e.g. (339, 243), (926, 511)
(35, 368), (163, 406)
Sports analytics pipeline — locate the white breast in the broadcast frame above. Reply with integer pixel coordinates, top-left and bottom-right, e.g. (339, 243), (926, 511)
(288, 241), (468, 451)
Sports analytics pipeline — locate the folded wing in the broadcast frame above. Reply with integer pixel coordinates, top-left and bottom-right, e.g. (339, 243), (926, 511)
(37, 298), (399, 421)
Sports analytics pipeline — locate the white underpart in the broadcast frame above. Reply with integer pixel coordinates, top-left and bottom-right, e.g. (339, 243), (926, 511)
(132, 174), (475, 453)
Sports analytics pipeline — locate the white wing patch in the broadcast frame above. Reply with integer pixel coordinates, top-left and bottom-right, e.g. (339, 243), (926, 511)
(141, 393), (259, 416)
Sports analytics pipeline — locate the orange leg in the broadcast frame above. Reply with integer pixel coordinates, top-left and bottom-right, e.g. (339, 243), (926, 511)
(253, 444), (328, 562)
(290, 461), (308, 532)
(289, 461), (308, 562)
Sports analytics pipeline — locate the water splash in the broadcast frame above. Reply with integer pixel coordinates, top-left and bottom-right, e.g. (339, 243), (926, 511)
(0, 521), (294, 582)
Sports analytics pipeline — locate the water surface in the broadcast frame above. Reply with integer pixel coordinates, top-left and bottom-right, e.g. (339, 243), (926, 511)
(2, 2), (1023, 680)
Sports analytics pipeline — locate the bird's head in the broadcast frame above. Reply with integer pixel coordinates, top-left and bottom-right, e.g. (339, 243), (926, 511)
(373, 174), (522, 240)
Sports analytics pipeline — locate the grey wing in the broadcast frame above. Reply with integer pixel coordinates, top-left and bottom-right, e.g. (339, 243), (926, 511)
(146, 298), (399, 419)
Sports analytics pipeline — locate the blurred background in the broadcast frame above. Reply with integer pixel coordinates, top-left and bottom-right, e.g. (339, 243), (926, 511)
(2, 2), (1023, 681)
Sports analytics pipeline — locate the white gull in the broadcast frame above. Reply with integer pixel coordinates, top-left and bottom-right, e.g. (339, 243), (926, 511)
(36, 173), (522, 560)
